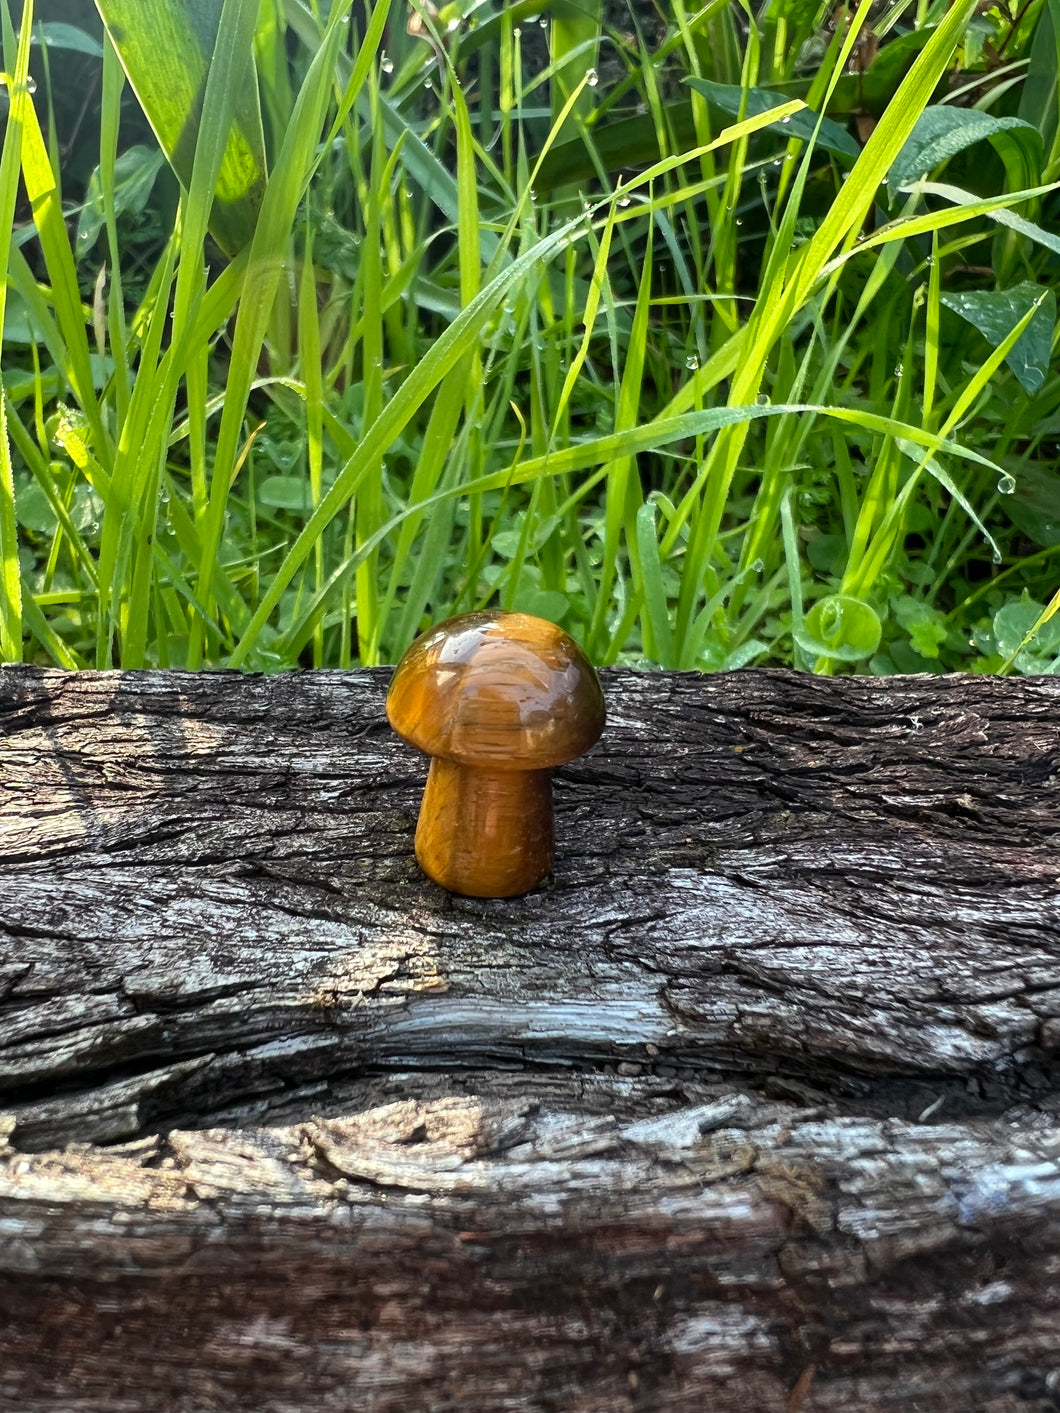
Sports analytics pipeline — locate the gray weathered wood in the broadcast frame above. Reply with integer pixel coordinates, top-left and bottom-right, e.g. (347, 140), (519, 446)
(2, 664), (1059, 1411)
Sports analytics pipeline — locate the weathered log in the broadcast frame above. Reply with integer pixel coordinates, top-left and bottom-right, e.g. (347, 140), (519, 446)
(1, 663), (1059, 1412)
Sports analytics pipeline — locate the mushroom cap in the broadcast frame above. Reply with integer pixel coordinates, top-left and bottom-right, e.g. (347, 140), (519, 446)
(387, 611), (605, 771)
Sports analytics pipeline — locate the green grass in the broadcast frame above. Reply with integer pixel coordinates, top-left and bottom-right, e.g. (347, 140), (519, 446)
(1, 0), (1059, 675)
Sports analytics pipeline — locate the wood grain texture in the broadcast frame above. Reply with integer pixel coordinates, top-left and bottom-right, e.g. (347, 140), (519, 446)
(2, 664), (1060, 1411)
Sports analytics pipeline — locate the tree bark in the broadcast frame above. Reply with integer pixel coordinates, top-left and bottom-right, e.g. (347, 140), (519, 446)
(2, 664), (1059, 1412)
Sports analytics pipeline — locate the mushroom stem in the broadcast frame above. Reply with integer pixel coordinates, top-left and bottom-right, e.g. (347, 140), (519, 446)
(414, 759), (553, 898)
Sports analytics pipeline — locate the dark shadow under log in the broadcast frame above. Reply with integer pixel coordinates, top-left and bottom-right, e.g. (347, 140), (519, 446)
(1, 664), (1059, 1412)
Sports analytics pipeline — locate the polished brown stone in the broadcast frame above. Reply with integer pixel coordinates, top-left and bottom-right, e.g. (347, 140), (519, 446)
(387, 610), (605, 897)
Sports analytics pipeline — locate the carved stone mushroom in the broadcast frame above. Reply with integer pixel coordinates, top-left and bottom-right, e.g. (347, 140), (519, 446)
(386, 610), (606, 897)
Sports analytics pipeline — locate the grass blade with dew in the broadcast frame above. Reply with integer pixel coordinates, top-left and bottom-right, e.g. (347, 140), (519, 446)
(840, 295), (1049, 607)
(229, 66), (600, 667)
(662, 0), (982, 664)
(227, 209), (598, 668)
(273, 400), (1014, 660)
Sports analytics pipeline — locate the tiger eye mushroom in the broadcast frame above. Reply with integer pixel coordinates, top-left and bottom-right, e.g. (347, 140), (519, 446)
(386, 610), (605, 898)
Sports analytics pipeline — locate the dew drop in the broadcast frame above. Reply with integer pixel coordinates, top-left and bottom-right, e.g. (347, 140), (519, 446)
(586, 68), (599, 87)
(997, 473), (1016, 494)
(752, 558), (765, 572)
(686, 354), (699, 371)
(25, 75), (37, 94)
(781, 114), (791, 124)
(893, 363), (904, 379)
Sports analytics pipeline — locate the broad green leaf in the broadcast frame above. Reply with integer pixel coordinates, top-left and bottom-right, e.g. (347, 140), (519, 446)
(795, 595), (882, 663)
(1001, 462), (1060, 548)
(888, 106), (1041, 192)
(92, 0), (267, 255)
(13, 481), (57, 533)
(722, 641), (770, 671)
(940, 283), (1056, 393)
(994, 597), (1060, 670)
(686, 78), (861, 160)
(893, 595), (947, 659)
(999, 586), (1060, 673)
(514, 586), (570, 623)
(76, 144), (165, 251)
(32, 21), (104, 56)
(0, 288), (47, 344)
(258, 475), (315, 512)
